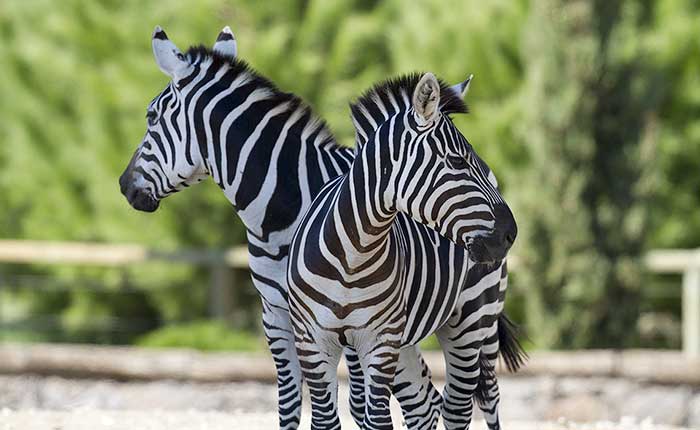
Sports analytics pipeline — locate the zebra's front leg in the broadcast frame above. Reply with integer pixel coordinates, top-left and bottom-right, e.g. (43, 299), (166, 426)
(345, 347), (367, 427)
(392, 346), (442, 430)
(262, 304), (304, 430)
(358, 340), (401, 430)
(349, 345), (442, 430)
(296, 336), (343, 430)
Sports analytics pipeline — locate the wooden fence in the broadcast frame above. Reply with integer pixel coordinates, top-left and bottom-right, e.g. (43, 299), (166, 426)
(0, 240), (698, 356)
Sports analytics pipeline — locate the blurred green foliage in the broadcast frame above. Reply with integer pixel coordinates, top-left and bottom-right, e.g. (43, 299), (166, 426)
(513, 0), (657, 348)
(136, 320), (265, 351)
(0, 0), (697, 349)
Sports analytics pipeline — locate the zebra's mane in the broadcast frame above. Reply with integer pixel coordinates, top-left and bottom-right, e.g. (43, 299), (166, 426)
(349, 73), (468, 150)
(183, 45), (339, 149)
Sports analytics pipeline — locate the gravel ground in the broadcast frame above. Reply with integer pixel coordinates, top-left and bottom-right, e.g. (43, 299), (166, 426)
(0, 410), (689, 430)
(0, 376), (691, 429)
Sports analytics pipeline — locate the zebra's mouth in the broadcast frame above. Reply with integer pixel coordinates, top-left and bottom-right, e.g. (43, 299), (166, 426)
(467, 237), (501, 264)
(124, 187), (160, 213)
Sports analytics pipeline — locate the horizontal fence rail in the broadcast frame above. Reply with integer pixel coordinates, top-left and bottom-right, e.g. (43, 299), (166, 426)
(0, 240), (698, 356)
(1, 343), (698, 385)
(0, 240), (249, 268)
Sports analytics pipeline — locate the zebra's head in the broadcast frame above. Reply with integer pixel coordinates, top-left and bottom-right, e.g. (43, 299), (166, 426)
(355, 72), (516, 263)
(119, 26), (238, 212)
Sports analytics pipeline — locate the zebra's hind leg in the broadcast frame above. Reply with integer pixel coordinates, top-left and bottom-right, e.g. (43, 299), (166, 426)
(436, 325), (480, 430)
(475, 333), (502, 430)
(479, 312), (529, 430)
(297, 337), (343, 430)
(393, 346), (442, 430)
(262, 303), (303, 430)
(345, 347), (367, 427)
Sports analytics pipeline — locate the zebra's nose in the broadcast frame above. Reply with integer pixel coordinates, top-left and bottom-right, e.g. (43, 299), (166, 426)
(494, 203), (517, 248)
(504, 229), (516, 248)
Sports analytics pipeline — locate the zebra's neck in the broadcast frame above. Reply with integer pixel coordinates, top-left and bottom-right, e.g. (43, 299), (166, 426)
(187, 59), (353, 255)
(322, 140), (399, 270)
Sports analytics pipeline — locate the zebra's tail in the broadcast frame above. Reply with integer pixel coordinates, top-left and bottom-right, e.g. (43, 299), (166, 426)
(497, 313), (528, 373)
(474, 352), (496, 408)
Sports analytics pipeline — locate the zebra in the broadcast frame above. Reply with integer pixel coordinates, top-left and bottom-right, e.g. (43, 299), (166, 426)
(118, 25), (467, 429)
(287, 72), (519, 430)
(348, 75), (527, 430)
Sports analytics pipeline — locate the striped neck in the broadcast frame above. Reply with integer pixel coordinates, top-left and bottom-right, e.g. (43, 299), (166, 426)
(179, 50), (353, 250)
(322, 137), (398, 270)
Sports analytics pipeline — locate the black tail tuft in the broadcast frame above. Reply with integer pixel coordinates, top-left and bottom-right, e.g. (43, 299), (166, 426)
(498, 313), (528, 373)
(474, 352), (496, 408)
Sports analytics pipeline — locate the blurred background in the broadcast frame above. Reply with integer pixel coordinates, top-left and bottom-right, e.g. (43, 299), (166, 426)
(0, 0), (699, 427)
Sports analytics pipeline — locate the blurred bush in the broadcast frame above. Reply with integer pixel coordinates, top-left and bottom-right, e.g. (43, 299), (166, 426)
(136, 320), (265, 352)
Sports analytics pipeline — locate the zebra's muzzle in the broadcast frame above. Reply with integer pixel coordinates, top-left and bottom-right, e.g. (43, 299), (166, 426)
(122, 184), (160, 213)
(120, 166), (160, 213)
(468, 237), (507, 264)
(467, 203), (516, 264)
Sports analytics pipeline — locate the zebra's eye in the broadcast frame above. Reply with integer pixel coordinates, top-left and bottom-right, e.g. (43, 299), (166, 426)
(447, 155), (468, 170)
(146, 110), (158, 126)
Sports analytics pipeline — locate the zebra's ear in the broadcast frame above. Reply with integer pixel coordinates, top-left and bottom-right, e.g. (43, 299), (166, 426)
(152, 26), (190, 79)
(450, 74), (473, 100)
(213, 26), (238, 58)
(412, 72), (441, 125)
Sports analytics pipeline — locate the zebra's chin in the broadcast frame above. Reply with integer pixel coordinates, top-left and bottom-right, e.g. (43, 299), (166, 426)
(132, 198), (160, 213)
(124, 189), (160, 213)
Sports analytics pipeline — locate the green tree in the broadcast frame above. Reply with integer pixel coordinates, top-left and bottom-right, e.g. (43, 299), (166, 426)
(646, 0), (700, 250)
(513, 0), (659, 348)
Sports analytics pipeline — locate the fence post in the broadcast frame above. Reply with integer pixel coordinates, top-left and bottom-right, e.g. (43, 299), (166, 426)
(683, 265), (700, 357)
(209, 264), (234, 321)
(0, 277), (3, 342)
